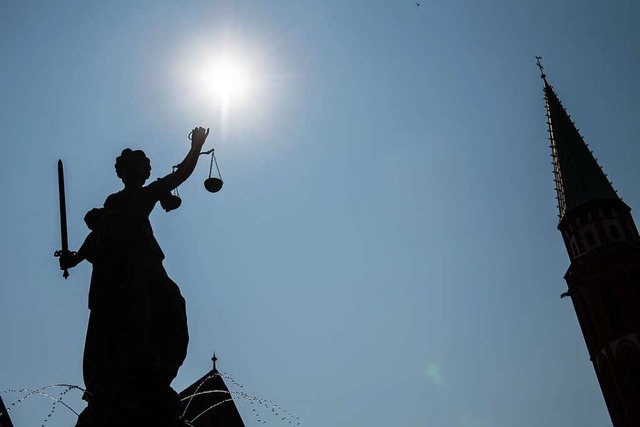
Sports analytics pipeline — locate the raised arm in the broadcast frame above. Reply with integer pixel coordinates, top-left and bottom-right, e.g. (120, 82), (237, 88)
(161, 127), (210, 191)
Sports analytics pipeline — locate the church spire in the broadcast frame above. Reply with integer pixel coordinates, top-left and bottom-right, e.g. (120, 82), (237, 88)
(538, 58), (619, 221)
(538, 60), (640, 426)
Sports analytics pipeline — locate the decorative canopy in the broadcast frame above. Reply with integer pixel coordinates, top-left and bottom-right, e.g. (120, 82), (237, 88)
(179, 354), (245, 427)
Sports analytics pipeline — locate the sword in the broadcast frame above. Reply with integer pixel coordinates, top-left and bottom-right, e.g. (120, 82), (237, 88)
(54, 159), (72, 278)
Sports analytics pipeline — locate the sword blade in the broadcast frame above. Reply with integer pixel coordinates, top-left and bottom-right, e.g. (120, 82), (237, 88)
(57, 159), (69, 278)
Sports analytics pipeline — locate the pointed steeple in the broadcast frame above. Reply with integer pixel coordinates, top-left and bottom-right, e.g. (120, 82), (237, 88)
(538, 58), (619, 221)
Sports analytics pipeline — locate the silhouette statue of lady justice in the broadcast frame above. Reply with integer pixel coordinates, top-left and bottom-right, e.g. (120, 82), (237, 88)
(58, 126), (210, 427)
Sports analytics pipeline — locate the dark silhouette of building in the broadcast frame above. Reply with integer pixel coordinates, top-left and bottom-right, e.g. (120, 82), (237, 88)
(539, 62), (640, 425)
(179, 355), (245, 427)
(0, 396), (14, 427)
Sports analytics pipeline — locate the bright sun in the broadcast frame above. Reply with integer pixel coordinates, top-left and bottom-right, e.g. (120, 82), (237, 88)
(214, 59), (249, 98)
(198, 57), (252, 105)
(176, 40), (268, 132)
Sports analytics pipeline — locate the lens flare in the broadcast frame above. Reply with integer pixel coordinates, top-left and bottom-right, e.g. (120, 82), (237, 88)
(424, 362), (445, 386)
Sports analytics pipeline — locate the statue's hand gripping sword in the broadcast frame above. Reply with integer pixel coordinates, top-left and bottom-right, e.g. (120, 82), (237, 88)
(54, 160), (75, 279)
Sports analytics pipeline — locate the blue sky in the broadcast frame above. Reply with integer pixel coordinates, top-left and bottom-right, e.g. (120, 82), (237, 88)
(1, 1), (639, 426)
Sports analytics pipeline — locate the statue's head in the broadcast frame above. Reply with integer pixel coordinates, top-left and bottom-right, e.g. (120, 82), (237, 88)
(115, 149), (151, 187)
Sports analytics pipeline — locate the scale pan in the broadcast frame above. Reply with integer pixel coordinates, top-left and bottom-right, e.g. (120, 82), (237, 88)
(204, 177), (224, 193)
(161, 194), (182, 212)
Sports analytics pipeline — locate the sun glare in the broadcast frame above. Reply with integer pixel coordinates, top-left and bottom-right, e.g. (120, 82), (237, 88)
(215, 60), (249, 98)
(175, 38), (274, 138)
(199, 57), (252, 105)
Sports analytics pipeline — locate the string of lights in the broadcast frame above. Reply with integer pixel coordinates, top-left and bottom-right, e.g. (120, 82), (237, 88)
(40, 385), (75, 427)
(224, 371), (301, 426)
(1, 383), (84, 421)
(190, 398), (235, 423)
(1, 371), (302, 426)
(178, 370), (301, 425)
(180, 372), (217, 417)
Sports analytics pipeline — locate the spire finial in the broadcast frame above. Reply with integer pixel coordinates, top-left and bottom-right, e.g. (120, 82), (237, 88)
(212, 352), (218, 371)
(535, 56), (548, 84)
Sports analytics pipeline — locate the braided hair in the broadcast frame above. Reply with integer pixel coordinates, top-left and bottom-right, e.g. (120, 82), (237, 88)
(114, 149), (151, 184)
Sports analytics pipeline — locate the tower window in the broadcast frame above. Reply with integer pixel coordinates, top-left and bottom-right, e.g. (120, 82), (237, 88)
(585, 231), (596, 246)
(610, 224), (621, 240)
(599, 282), (623, 331)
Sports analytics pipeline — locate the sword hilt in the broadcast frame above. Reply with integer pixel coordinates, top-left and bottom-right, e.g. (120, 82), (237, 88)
(54, 249), (76, 279)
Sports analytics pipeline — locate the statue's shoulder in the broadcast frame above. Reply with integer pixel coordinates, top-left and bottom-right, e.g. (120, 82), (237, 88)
(83, 190), (123, 231)
(144, 176), (172, 195)
(84, 208), (105, 231)
(104, 190), (131, 209)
